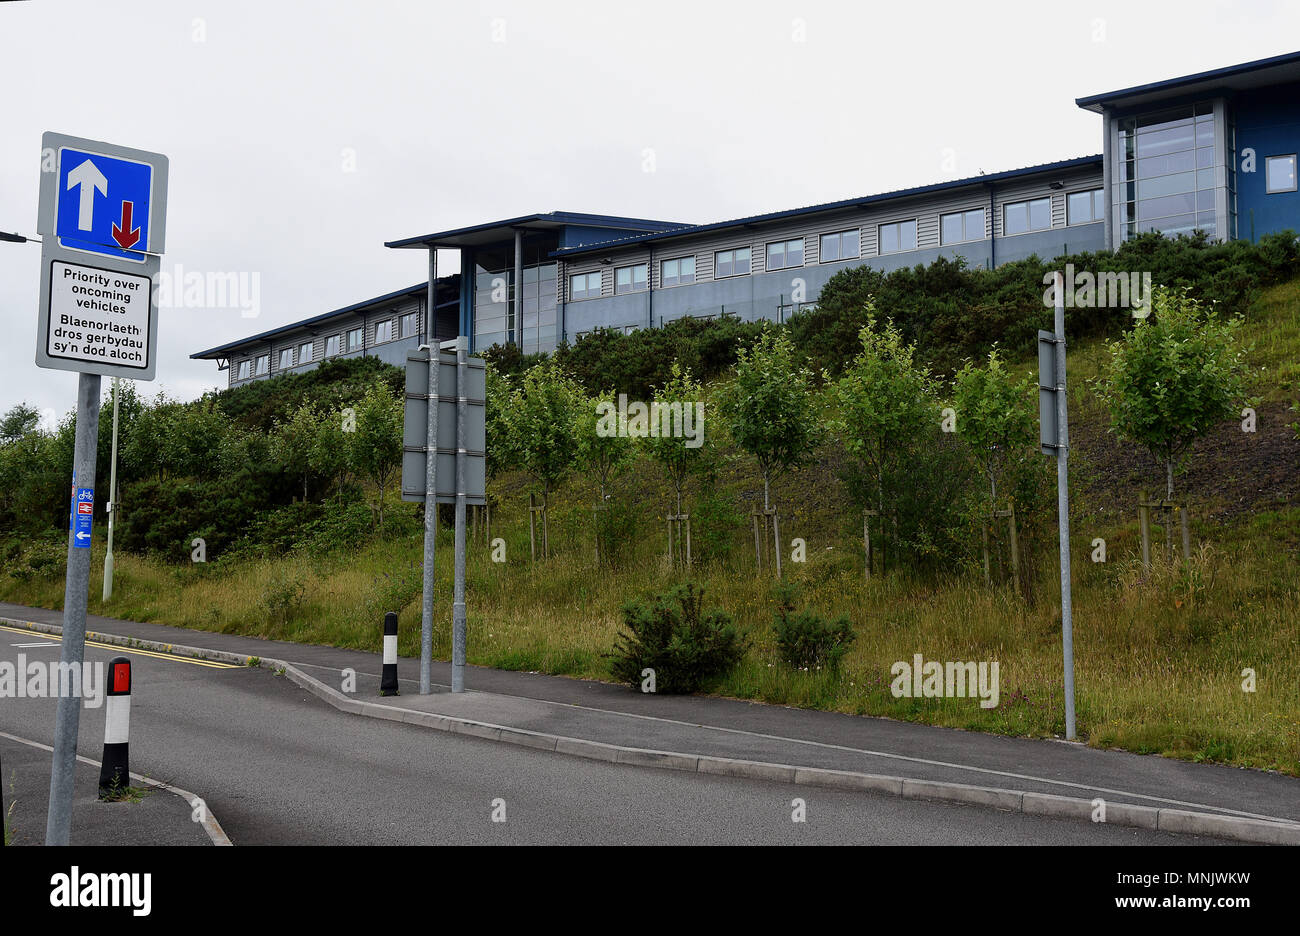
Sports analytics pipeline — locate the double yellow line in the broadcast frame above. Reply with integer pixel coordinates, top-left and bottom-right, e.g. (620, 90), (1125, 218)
(0, 623), (239, 670)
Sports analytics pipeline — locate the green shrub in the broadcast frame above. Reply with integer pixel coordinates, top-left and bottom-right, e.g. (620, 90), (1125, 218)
(609, 583), (746, 693)
(260, 570), (306, 628)
(593, 498), (639, 568)
(770, 585), (855, 670)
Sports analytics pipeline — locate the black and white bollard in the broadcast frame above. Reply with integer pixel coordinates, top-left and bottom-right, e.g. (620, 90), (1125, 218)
(380, 612), (399, 696)
(98, 657), (131, 798)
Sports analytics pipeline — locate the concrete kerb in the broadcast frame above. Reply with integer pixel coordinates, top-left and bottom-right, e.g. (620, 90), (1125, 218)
(5, 615), (1298, 846)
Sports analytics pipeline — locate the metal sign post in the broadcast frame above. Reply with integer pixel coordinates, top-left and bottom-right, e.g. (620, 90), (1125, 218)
(35, 133), (168, 844)
(1038, 271), (1077, 741)
(402, 339), (485, 694)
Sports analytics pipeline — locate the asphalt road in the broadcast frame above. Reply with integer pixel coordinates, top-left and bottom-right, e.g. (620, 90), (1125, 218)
(0, 624), (1223, 845)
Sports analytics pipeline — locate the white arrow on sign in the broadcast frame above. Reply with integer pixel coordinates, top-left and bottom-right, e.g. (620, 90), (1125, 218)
(66, 159), (108, 231)
(75, 531), (90, 541)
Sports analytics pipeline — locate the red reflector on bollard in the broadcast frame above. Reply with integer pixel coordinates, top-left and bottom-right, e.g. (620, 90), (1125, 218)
(113, 662), (131, 693)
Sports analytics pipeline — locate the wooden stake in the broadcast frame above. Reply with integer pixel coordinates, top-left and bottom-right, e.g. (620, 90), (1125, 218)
(528, 492), (537, 563)
(1139, 489), (1150, 575)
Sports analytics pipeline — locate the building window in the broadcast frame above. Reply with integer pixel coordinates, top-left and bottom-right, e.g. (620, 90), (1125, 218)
(236, 360), (251, 380)
(765, 238), (804, 271)
(1266, 154), (1297, 193)
(1067, 189), (1105, 225)
(400, 311), (421, 339)
(878, 219), (917, 254)
(941, 208), (985, 244)
(346, 327), (363, 352)
(714, 246), (751, 278)
(1003, 197), (1051, 236)
(570, 271), (602, 300)
(325, 334), (341, 357)
(255, 354), (269, 376)
(278, 348), (293, 370)
(299, 341), (313, 363)
(614, 263), (648, 294)
(819, 229), (860, 263)
(375, 320), (393, 343)
(660, 256), (695, 287)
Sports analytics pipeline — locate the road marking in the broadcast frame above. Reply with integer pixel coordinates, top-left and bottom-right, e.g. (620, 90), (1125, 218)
(0, 623), (238, 669)
(11, 641), (59, 648)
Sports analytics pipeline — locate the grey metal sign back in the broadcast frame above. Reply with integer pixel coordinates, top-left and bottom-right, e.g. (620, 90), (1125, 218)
(1038, 329), (1060, 455)
(401, 347), (486, 505)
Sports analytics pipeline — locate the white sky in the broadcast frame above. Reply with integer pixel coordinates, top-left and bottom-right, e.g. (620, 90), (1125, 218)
(1, 0), (1295, 426)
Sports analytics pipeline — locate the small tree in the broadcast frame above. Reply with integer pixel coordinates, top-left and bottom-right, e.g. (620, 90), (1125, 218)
(0, 403), (41, 444)
(348, 382), (403, 527)
(721, 330), (823, 514)
(272, 403), (321, 502)
(952, 349), (1038, 587)
(1095, 287), (1252, 499)
(578, 388), (637, 563)
(503, 360), (585, 556)
(830, 310), (938, 573)
(482, 361), (516, 540)
(644, 362), (712, 518)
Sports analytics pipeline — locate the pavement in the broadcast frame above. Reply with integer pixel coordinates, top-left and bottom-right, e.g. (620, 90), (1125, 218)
(2, 600), (1297, 845)
(0, 731), (210, 846)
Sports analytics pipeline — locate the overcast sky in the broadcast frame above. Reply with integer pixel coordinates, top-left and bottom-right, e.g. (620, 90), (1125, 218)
(2, 0), (1295, 427)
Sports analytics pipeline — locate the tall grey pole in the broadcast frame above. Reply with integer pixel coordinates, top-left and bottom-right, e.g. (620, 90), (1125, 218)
(419, 248), (438, 694)
(451, 336), (468, 693)
(102, 377), (120, 602)
(46, 371), (102, 845)
(1053, 272), (1077, 741)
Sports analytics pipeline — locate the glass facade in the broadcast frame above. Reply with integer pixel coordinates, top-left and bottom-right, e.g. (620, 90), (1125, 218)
(473, 239), (559, 354)
(1117, 101), (1221, 239)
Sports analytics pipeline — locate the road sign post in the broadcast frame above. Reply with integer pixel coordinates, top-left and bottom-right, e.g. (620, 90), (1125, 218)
(1039, 271), (1077, 741)
(36, 133), (167, 844)
(402, 340), (486, 694)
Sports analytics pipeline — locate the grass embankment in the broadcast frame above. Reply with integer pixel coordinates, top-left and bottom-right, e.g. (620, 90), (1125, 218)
(3, 280), (1298, 775)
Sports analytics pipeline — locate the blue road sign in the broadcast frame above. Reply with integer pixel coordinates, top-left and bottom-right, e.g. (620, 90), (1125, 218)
(56, 147), (153, 262)
(74, 487), (94, 548)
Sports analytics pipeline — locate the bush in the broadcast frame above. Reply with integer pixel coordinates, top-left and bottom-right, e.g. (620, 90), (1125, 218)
(593, 499), (639, 568)
(300, 497), (374, 555)
(260, 570), (306, 628)
(771, 585), (855, 670)
(609, 583), (746, 693)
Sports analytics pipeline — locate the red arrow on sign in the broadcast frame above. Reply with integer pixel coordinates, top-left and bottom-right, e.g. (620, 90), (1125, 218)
(111, 200), (141, 249)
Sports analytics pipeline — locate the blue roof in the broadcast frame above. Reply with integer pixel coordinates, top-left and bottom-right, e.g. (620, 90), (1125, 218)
(191, 281), (437, 359)
(551, 155), (1103, 258)
(1075, 49), (1300, 112)
(385, 211), (690, 249)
